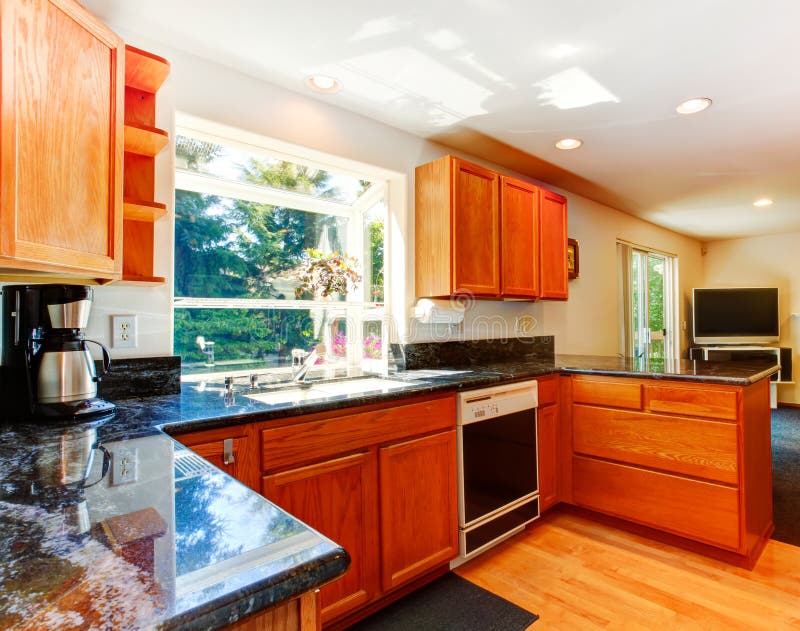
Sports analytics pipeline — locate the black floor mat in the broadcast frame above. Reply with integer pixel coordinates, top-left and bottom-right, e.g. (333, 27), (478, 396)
(348, 573), (538, 631)
(772, 407), (800, 547)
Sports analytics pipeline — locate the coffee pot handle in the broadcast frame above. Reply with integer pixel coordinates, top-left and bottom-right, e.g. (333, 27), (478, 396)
(84, 339), (112, 380)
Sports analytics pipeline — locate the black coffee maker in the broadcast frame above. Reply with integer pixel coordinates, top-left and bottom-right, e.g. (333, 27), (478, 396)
(0, 284), (115, 422)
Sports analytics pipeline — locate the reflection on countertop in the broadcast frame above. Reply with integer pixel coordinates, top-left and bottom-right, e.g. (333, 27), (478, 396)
(0, 423), (347, 630)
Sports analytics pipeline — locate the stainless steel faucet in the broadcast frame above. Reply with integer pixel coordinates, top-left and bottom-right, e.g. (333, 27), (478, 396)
(292, 344), (326, 384)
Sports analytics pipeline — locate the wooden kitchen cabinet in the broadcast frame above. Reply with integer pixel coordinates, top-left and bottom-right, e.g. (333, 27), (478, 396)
(172, 424), (260, 492)
(415, 156), (500, 297)
(501, 177), (540, 298)
(539, 189), (568, 299)
(0, 0), (124, 280)
(415, 155), (568, 301)
(263, 451), (378, 623)
(567, 374), (773, 566)
(536, 375), (560, 512)
(378, 430), (458, 591)
(259, 393), (457, 627)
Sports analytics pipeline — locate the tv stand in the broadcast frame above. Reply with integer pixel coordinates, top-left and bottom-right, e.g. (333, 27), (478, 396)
(689, 345), (792, 408)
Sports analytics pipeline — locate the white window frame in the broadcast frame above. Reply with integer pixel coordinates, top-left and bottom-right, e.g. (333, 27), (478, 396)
(173, 114), (393, 374)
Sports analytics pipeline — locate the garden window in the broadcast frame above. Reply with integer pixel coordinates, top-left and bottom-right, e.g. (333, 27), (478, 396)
(173, 122), (387, 379)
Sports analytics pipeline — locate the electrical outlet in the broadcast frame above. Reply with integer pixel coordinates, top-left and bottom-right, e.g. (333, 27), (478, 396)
(112, 315), (137, 349)
(111, 446), (138, 485)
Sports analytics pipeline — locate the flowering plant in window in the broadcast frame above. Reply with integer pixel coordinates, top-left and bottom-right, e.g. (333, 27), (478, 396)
(295, 248), (362, 298)
(363, 334), (382, 359)
(332, 331), (347, 357)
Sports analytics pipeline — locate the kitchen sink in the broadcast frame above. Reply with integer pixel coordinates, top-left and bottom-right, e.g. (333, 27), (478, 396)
(245, 377), (412, 405)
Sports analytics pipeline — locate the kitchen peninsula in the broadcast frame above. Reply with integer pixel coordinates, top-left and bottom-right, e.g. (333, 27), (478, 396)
(0, 350), (778, 629)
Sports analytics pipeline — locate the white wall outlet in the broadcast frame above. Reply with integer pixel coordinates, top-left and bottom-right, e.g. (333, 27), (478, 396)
(515, 315), (536, 336)
(112, 315), (137, 349)
(111, 446), (138, 485)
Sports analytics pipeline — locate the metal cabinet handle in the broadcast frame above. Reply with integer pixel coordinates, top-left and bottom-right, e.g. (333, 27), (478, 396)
(223, 438), (235, 465)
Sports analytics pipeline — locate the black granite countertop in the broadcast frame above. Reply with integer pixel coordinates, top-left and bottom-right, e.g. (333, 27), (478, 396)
(0, 353), (779, 629)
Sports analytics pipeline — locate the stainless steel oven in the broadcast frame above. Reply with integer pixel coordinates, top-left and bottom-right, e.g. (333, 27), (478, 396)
(455, 380), (539, 561)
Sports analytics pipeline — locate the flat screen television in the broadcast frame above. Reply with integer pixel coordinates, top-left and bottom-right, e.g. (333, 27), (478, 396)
(692, 287), (779, 345)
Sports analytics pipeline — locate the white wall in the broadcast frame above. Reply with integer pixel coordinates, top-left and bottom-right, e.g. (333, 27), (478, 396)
(85, 30), (703, 361)
(703, 232), (800, 404)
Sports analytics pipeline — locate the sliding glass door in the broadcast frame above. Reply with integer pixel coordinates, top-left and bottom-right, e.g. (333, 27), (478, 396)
(619, 243), (678, 360)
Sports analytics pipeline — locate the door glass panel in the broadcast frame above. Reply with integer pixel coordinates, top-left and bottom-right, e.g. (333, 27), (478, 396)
(647, 254), (666, 360)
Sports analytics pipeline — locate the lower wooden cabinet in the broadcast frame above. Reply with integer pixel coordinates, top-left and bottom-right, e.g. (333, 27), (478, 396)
(263, 452), (378, 622)
(567, 374), (773, 565)
(173, 423), (260, 492)
(378, 431), (458, 591)
(259, 394), (458, 626)
(536, 375), (560, 512)
(536, 404), (559, 512)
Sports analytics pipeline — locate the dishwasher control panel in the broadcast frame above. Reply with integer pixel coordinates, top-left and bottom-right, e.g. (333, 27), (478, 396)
(457, 380), (538, 425)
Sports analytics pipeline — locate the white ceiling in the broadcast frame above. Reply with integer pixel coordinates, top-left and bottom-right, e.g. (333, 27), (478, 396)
(81, 0), (800, 241)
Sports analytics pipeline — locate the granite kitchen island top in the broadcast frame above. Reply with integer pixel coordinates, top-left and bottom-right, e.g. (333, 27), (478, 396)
(0, 353), (779, 629)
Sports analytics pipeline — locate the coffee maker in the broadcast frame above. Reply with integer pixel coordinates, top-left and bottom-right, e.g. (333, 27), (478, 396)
(0, 284), (115, 422)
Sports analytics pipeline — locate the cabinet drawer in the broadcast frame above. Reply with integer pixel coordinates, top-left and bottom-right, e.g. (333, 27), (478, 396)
(572, 377), (642, 409)
(536, 375), (559, 406)
(644, 384), (738, 421)
(261, 394), (456, 472)
(573, 456), (740, 551)
(572, 405), (738, 484)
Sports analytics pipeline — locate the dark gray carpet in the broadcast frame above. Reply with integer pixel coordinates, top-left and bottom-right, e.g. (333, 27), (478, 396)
(348, 573), (537, 631)
(772, 407), (800, 547)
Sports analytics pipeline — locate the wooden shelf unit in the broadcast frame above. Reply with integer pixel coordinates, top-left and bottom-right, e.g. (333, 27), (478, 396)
(122, 45), (170, 283)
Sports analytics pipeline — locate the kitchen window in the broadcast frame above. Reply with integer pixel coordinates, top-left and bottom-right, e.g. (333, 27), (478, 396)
(173, 118), (388, 377)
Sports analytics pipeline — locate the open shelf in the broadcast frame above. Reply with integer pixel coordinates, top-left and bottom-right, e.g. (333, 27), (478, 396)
(125, 45), (170, 93)
(124, 122), (169, 156)
(123, 199), (167, 222)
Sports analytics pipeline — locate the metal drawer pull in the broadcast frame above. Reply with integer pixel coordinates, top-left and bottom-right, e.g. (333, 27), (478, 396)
(223, 438), (235, 465)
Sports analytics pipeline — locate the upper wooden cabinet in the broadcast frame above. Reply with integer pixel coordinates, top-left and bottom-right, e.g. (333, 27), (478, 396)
(501, 176), (540, 298)
(539, 189), (568, 300)
(0, 0), (124, 280)
(416, 156), (500, 297)
(415, 155), (568, 301)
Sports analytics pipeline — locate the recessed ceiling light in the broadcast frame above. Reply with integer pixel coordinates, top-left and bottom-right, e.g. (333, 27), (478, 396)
(555, 138), (583, 150)
(305, 75), (341, 94)
(753, 198), (774, 207)
(676, 97), (712, 114)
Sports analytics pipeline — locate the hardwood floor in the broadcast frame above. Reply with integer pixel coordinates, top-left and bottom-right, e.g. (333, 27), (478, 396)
(455, 507), (800, 630)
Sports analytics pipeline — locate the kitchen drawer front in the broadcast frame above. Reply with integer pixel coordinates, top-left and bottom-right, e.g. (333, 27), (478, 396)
(261, 394), (456, 472)
(536, 375), (559, 406)
(572, 376), (642, 409)
(644, 384), (739, 421)
(572, 405), (739, 485)
(573, 456), (740, 551)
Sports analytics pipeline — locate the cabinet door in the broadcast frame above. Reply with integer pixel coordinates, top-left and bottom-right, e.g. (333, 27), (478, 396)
(452, 158), (500, 296)
(0, 0), (124, 277)
(539, 189), (568, 300)
(500, 176), (540, 298)
(173, 425), (259, 491)
(263, 452), (378, 624)
(378, 430), (458, 591)
(537, 404), (559, 511)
